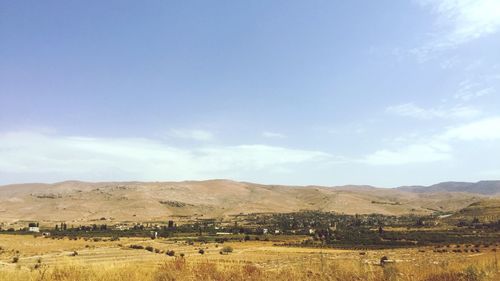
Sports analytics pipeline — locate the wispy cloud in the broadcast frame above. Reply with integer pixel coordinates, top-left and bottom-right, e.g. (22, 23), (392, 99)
(262, 131), (287, 138)
(454, 79), (495, 101)
(413, 0), (500, 60)
(0, 132), (331, 184)
(167, 129), (214, 141)
(386, 103), (481, 119)
(441, 116), (500, 140)
(363, 116), (500, 165)
(455, 86), (493, 101)
(362, 142), (452, 165)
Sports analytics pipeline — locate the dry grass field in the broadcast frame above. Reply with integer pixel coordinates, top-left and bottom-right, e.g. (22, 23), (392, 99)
(1, 234), (499, 281)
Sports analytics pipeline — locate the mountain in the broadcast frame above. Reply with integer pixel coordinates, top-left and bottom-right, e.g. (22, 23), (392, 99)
(398, 181), (500, 195)
(0, 180), (487, 224)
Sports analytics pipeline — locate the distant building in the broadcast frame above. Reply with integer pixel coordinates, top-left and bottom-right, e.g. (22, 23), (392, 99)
(28, 222), (40, 233)
(29, 226), (40, 232)
(329, 222), (337, 232)
(114, 224), (130, 231)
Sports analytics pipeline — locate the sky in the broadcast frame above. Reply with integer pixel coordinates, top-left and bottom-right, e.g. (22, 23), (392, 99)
(1, 0), (500, 187)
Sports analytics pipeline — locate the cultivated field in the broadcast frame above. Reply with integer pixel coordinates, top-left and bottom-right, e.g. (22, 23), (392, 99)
(1, 234), (499, 281)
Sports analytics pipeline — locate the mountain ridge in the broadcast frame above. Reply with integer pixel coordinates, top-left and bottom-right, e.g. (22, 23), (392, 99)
(397, 180), (500, 195)
(0, 179), (494, 224)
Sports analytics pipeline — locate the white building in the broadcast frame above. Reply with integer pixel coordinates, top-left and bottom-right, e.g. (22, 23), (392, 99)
(28, 226), (40, 233)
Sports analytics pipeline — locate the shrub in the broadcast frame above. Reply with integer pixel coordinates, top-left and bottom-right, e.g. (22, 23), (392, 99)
(12, 256), (19, 263)
(166, 250), (175, 256)
(463, 265), (484, 281)
(145, 246), (154, 252)
(221, 246), (233, 254)
(198, 249), (205, 255)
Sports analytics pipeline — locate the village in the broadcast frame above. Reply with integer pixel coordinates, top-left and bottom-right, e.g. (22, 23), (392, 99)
(2, 211), (499, 249)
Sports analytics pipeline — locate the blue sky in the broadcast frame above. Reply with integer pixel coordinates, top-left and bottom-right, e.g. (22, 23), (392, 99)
(1, 0), (500, 187)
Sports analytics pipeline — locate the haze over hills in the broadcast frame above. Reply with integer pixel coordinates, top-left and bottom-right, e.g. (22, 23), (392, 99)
(0, 179), (496, 224)
(398, 181), (500, 195)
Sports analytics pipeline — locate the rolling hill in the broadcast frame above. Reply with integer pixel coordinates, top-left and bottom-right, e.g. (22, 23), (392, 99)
(398, 181), (500, 195)
(446, 198), (500, 223)
(0, 180), (490, 224)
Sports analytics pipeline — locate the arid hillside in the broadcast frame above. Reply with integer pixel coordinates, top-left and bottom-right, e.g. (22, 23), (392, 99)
(0, 180), (489, 224)
(446, 198), (500, 223)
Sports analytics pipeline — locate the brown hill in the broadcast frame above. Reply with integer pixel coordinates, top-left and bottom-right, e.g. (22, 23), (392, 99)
(447, 199), (500, 223)
(0, 180), (486, 224)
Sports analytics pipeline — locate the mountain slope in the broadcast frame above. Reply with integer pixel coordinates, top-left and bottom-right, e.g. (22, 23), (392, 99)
(0, 180), (486, 224)
(446, 199), (500, 223)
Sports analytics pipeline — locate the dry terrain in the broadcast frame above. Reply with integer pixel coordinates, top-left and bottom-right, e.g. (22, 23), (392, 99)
(1, 234), (499, 281)
(0, 180), (488, 225)
(447, 199), (500, 223)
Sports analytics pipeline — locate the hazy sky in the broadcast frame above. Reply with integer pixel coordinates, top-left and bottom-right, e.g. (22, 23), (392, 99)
(1, 0), (500, 187)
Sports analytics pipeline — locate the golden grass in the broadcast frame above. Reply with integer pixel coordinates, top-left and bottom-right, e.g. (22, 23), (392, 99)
(1, 235), (499, 281)
(1, 254), (498, 281)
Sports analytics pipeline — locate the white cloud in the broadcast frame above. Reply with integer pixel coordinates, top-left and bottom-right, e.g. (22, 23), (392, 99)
(386, 103), (481, 119)
(441, 117), (500, 140)
(0, 132), (331, 184)
(363, 116), (500, 165)
(413, 0), (500, 60)
(362, 142), (452, 165)
(262, 131), (286, 138)
(168, 129), (214, 141)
